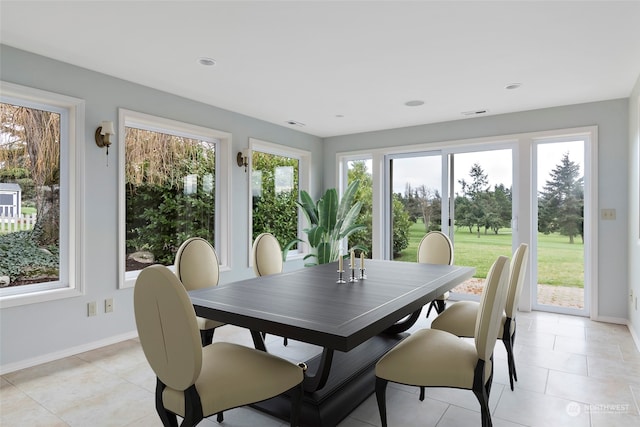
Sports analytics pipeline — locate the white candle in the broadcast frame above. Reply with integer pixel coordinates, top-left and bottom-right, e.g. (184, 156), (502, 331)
(350, 250), (355, 268)
(338, 253), (343, 271)
(360, 252), (365, 269)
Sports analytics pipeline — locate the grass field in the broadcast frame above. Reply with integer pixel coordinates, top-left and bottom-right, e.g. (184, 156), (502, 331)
(395, 221), (584, 288)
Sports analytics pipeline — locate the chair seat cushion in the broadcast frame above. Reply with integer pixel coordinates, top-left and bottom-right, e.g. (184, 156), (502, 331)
(196, 316), (224, 331)
(431, 301), (510, 338)
(163, 342), (303, 417)
(375, 329), (490, 389)
(431, 301), (479, 337)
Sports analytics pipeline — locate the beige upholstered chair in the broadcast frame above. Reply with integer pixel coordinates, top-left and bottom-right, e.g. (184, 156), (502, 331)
(431, 243), (529, 390)
(251, 233), (288, 346)
(375, 256), (510, 427)
(252, 233), (284, 277)
(417, 231), (454, 317)
(174, 237), (223, 346)
(134, 264), (304, 427)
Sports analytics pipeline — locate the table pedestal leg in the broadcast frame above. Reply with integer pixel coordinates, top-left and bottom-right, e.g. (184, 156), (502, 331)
(252, 332), (408, 427)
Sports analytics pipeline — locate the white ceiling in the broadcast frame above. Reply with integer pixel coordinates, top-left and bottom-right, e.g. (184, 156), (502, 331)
(1, 1), (639, 138)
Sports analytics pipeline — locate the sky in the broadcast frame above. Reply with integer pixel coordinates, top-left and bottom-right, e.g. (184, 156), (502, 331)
(387, 141), (584, 195)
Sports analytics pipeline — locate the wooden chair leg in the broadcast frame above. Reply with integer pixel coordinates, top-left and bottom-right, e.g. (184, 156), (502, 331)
(375, 377), (389, 427)
(155, 379), (178, 427)
(426, 299), (446, 318)
(419, 386), (425, 401)
(472, 360), (493, 427)
(283, 337), (288, 346)
(216, 412), (223, 423)
(502, 318), (517, 390)
(181, 384), (204, 427)
(511, 329), (518, 382)
(200, 329), (214, 347)
(426, 301), (436, 318)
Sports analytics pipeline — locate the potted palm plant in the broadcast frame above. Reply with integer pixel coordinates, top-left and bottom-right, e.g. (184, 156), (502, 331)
(285, 180), (366, 266)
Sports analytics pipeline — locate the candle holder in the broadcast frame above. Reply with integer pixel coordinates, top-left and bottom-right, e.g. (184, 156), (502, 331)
(336, 269), (346, 284)
(359, 268), (367, 280)
(349, 267), (359, 283)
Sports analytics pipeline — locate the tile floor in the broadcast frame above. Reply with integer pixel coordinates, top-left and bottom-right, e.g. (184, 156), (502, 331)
(1, 310), (639, 427)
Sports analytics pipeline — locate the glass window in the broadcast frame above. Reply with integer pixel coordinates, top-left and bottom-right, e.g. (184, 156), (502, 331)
(0, 82), (84, 306)
(250, 139), (310, 259)
(120, 110), (230, 287)
(347, 159), (373, 257)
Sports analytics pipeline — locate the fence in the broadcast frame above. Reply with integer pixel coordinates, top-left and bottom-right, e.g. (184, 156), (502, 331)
(0, 213), (37, 233)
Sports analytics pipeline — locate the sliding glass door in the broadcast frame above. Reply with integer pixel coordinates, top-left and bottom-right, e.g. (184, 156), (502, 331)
(388, 152), (444, 261)
(533, 138), (589, 315)
(447, 148), (514, 299)
(386, 146), (514, 300)
(341, 126), (596, 316)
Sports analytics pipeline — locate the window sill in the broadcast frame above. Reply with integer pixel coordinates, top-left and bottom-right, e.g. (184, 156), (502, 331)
(0, 286), (83, 309)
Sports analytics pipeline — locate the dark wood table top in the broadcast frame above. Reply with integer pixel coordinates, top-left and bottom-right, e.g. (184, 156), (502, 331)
(191, 260), (475, 352)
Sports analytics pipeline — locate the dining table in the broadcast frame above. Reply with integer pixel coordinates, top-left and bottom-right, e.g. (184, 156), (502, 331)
(190, 259), (475, 427)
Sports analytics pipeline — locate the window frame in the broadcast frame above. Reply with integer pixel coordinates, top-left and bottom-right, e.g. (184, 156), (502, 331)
(248, 138), (310, 264)
(118, 109), (231, 289)
(0, 81), (85, 308)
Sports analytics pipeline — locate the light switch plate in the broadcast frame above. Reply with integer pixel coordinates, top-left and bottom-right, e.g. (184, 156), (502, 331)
(601, 209), (616, 220)
(88, 301), (97, 317)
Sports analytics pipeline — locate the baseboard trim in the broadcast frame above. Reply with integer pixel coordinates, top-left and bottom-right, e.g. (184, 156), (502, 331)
(628, 322), (640, 353)
(592, 315), (628, 325)
(0, 331), (139, 375)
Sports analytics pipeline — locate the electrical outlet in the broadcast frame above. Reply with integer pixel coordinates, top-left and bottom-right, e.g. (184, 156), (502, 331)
(88, 301), (97, 317)
(601, 208), (616, 220)
(105, 298), (114, 313)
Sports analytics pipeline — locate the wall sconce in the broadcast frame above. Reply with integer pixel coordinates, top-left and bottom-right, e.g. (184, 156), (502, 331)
(237, 149), (249, 172)
(95, 120), (115, 154)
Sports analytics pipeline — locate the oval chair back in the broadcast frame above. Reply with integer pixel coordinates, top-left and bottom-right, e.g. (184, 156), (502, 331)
(417, 231), (453, 265)
(475, 256), (510, 364)
(134, 264), (202, 391)
(174, 237), (220, 291)
(418, 231), (454, 316)
(505, 243), (529, 320)
(252, 233), (284, 277)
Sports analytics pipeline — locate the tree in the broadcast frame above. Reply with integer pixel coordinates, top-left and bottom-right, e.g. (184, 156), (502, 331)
(455, 163), (511, 236)
(392, 193), (411, 256)
(415, 185), (438, 231)
(348, 161), (373, 256)
(538, 153), (583, 243)
(487, 184), (512, 234)
(0, 103), (60, 246)
(458, 163), (490, 237)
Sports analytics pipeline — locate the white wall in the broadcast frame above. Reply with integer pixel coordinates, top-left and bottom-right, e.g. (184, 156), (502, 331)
(0, 45), (323, 371)
(628, 74), (640, 347)
(323, 99), (630, 322)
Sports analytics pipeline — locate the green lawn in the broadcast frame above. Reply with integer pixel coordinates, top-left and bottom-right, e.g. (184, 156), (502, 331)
(395, 221), (584, 287)
(21, 207), (37, 215)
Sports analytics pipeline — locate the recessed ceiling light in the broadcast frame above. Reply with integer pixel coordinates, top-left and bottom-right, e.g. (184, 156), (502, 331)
(405, 100), (425, 107)
(197, 57), (216, 67)
(335, 114), (344, 118)
(286, 120), (305, 127)
(505, 83), (522, 90)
